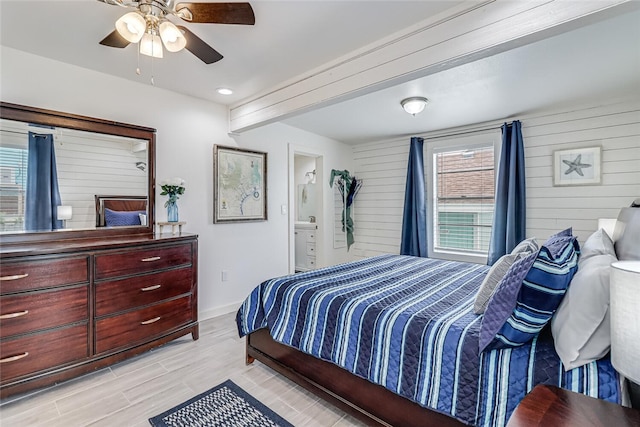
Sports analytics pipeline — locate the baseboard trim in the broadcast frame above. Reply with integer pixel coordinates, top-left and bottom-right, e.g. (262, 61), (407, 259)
(200, 302), (241, 321)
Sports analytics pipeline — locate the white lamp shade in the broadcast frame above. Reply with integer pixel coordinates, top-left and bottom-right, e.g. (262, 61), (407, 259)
(598, 218), (617, 240)
(401, 97), (428, 115)
(140, 33), (164, 58)
(159, 21), (186, 52)
(56, 205), (72, 221)
(115, 12), (146, 43)
(610, 261), (640, 383)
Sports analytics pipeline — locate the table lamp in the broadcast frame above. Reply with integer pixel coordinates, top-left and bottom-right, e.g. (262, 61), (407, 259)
(56, 205), (72, 228)
(610, 260), (640, 408)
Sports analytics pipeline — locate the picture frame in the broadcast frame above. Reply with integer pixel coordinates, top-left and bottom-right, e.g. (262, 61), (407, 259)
(213, 145), (267, 223)
(553, 146), (601, 186)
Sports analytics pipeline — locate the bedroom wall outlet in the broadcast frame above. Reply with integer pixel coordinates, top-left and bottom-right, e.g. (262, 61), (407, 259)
(221, 270), (229, 281)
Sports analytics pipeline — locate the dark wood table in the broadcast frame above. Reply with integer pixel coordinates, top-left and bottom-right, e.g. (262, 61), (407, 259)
(507, 385), (640, 427)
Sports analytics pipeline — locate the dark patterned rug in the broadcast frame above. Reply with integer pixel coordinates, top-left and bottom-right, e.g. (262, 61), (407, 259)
(149, 379), (293, 427)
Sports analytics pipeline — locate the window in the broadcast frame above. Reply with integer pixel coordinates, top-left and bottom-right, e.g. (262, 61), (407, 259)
(0, 146), (28, 232)
(432, 144), (495, 256)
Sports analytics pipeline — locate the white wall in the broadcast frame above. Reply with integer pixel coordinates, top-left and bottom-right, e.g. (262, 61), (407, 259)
(351, 99), (640, 258)
(523, 100), (640, 242)
(350, 138), (408, 259)
(235, 123), (354, 270)
(1, 46), (353, 318)
(56, 132), (148, 229)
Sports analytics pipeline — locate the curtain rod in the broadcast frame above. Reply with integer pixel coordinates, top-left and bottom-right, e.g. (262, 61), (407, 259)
(420, 123), (503, 141)
(1, 128), (56, 137)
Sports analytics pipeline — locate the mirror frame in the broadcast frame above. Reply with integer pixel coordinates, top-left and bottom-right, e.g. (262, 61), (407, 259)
(0, 102), (156, 244)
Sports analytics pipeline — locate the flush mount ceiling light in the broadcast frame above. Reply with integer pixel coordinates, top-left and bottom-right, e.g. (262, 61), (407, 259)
(98, 1), (256, 64)
(401, 97), (429, 116)
(217, 88), (233, 95)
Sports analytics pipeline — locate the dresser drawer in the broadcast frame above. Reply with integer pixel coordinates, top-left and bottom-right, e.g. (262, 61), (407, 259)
(95, 268), (193, 317)
(0, 257), (89, 295)
(0, 324), (88, 382)
(95, 295), (193, 354)
(94, 244), (192, 279)
(0, 286), (88, 338)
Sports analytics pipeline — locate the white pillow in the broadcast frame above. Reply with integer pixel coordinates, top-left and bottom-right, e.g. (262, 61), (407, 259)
(551, 252), (617, 370)
(580, 228), (616, 261)
(613, 207), (640, 261)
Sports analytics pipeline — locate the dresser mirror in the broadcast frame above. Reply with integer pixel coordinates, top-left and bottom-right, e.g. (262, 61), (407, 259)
(0, 102), (155, 243)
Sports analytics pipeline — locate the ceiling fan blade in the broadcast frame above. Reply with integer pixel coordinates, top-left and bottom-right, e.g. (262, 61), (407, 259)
(99, 30), (131, 48)
(175, 2), (255, 25)
(177, 26), (223, 64)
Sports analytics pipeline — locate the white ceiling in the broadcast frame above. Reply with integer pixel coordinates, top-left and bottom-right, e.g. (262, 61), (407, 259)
(1, 1), (639, 144)
(0, 0), (462, 104)
(283, 8), (640, 143)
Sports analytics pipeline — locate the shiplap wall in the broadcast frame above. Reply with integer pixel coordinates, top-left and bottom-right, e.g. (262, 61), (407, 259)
(351, 141), (409, 259)
(351, 99), (640, 260)
(0, 121), (147, 230)
(56, 132), (147, 229)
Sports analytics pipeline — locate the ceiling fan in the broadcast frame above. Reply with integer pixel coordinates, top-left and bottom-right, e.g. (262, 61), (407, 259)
(98, 0), (255, 64)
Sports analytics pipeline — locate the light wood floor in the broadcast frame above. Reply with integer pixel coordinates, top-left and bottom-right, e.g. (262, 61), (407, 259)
(0, 313), (367, 426)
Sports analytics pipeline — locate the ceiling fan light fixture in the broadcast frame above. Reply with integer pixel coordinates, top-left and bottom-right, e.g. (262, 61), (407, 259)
(159, 21), (187, 52)
(401, 97), (429, 116)
(140, 33), (164, 58)
(115, 12), (146, 43)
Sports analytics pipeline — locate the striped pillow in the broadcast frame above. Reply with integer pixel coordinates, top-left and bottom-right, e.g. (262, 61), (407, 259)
(480, 232), (580, 352)
(474, 251), (527, 314)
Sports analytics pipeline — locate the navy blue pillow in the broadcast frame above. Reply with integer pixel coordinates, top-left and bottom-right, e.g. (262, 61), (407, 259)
(480, 230), (580, 352)
(104, 208), (145, 227)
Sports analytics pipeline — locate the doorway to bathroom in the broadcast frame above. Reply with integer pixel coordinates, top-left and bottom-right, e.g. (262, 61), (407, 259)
(290, 147), (323, 274)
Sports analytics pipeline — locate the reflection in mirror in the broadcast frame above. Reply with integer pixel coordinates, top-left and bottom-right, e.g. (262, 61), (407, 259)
(297, 183), (317, 222)
(0, 118), (148, 232)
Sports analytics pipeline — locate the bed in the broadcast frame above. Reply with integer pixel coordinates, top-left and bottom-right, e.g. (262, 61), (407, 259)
(237, 208), (639, 427)
(95, 195), (147, 227)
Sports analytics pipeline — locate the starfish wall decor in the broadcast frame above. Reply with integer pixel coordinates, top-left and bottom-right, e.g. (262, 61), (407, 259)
(562, 154), (592, 176)
(553, 147), (601, 186)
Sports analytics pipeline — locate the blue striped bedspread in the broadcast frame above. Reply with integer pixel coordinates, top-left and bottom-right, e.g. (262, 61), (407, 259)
(236, 254), (621, 427)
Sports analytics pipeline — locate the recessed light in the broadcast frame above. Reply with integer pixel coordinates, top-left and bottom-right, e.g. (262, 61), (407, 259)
(217, 88), (233, 95)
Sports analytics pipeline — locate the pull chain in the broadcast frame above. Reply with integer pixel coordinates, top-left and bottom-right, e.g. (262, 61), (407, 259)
(150, 36), (155, 86)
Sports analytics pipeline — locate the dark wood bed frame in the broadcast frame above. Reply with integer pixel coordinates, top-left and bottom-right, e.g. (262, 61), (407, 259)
(246, 328), (465, 427)
(95, 195), (147, 227)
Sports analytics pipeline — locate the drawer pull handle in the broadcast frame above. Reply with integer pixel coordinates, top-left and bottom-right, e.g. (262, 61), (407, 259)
(0, 352), (29, 363)
(0, 310), (29, 319)
(0, 273), (29, 281)
(141, 285), (162, 292)
(140, 316), (161, 325)
(141, 256), (161, 262)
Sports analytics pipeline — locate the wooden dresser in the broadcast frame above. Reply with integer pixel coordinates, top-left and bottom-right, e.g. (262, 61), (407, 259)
(0, 233), (198, 399)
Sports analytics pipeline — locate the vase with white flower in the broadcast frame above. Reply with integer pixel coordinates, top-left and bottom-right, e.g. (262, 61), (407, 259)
(160, 177), (185, 222)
